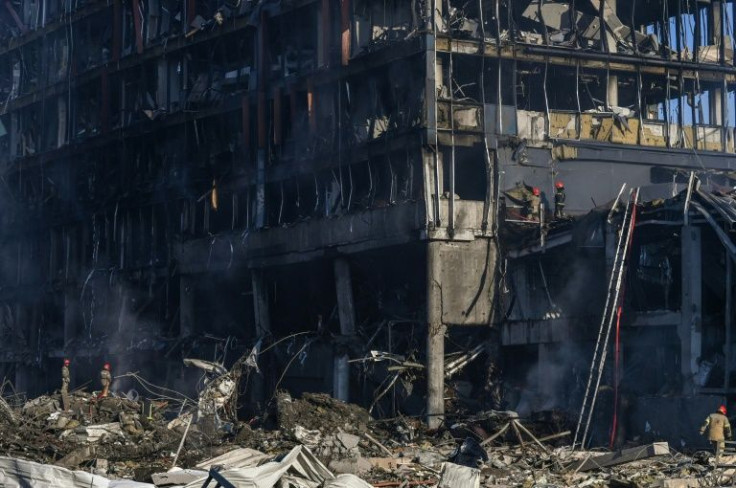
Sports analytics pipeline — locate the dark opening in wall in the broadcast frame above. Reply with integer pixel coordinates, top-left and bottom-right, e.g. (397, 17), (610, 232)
(628, 229), (681, 313)
(442, 145), (488, 201)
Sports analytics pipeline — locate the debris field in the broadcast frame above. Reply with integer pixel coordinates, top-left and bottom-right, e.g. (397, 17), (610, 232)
(0, 384), (732, 488)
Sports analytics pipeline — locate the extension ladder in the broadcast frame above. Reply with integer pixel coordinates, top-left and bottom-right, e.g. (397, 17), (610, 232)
(572, 188), (639, 449)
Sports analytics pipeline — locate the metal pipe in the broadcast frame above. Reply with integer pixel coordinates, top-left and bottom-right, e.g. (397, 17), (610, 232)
(432, 0), (442, 227)
(628, 0), (637, 55)
(664, 68), (671, 148)
(720, 1), (727, 66)
(691, 78), (698, 150)
(449, 31), (456, 234)
(543, 59), (550, 138)
(522, 45), (736, 75)
(539, 0), (549, 45)
(539, 202), (545, 248)
(723, 77), (728, 152)
(636, 66), (644, 143)
(171, 411), (193, 468)
(497, 0), (503, 135)
(575, 60), (582, 139)
(684, 171), (696, 226)
(678, 72), (685, 148)
(691, 201), (736, 258)
(695, 2), (701, 63)
(479, 0), (492, 232)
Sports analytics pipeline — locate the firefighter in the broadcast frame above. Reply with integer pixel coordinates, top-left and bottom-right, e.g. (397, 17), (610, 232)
(99, 362), (112, 398)
(530, 187), (541, 220)
(119, 410), (143, 436)
(554, 181), (566, 219)
(61, 359), (71, 411)
(700, 405), (732, 465)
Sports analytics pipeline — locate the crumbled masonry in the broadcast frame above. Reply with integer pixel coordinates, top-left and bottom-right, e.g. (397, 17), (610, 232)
(0, 386), (734, 487)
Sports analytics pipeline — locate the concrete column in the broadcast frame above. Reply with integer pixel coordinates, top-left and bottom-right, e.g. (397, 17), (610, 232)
(710, 2), (724, 125)
(606, 0), (618, 108)
(15, 304), (31, 393)
(427, 241), (445, 429)
(179, 275), (194, 337)
(711, 88), (723, 126)
(251, 269), (271, 406)
(255, 150), (266, 228)
(422, 148), (437, 227)
(680, 226), (702, 393)
(63, 290), (79, 347)
(333, 258), (356, 402)
(251, 269), (271, 338)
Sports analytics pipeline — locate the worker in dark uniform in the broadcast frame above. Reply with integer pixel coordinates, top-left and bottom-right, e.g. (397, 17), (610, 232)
(554, 181), (566, 219)
(99, 362), (112, 398)
(61, 358), (71, 411)
(700, 405), (732, 465)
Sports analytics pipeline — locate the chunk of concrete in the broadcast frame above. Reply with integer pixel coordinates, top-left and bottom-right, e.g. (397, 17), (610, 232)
(336, 432), (361, 450)
(573, 442), (670, 472)
(438, 462), (480, 488)
(653, 479), (706, 488)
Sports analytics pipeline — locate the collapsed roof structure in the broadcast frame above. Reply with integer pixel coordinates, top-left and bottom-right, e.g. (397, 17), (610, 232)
(2, 0), (736, 461)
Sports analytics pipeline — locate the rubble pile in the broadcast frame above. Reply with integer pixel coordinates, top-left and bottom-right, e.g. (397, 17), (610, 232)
(0, 386), (733, 487)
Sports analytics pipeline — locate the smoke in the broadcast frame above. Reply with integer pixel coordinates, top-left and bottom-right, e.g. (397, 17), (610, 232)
(515, 340), (588, 417)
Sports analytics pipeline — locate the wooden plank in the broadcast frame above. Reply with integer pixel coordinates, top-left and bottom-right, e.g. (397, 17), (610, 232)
(572, 442), (670, 472)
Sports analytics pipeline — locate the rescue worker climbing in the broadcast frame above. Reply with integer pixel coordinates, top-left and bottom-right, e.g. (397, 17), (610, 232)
(99, 362), (112, 398)
(700, 405), (732, 465)
(554, 181), (566, 219)
(61, 359), (71, 411)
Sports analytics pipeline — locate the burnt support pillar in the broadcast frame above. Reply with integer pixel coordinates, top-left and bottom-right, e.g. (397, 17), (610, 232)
(340, 0), (351, 66)
(606, 0), (618, 108)
(64, 290), (79, 347)
(710, 2), (724, 128)
(251, 269), (271, 406)
(680, 226), (702, 393)
(13, 305), (31, 393)
(251, 269), (271, 339)
(179, 275), (194, 338)
(333, 258), (355, 402)
(426, 241), (445, 428)
(319, 0), (331, 67)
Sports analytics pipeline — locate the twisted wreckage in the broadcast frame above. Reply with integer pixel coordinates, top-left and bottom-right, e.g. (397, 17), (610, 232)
(5, 0), (736, 485)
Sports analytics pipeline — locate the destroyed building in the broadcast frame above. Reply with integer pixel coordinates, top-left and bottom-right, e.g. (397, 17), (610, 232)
(3, 0), (736, 448)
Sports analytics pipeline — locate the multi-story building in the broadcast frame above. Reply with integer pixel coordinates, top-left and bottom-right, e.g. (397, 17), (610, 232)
(2, 0), (736, 438)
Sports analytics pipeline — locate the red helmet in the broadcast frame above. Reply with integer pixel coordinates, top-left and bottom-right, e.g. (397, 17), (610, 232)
(532, 187), (541, 196)
(719, 405), (727, 415)
(63, 359), (70, 366)
(103, 363), (111, 371)
(555, 181), (565, 189)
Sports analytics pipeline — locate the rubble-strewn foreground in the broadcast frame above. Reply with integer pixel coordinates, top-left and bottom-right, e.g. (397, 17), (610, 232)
(0, 388), (733, 488)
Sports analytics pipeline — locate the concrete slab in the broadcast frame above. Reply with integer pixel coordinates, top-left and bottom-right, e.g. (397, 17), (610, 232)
(573, 442), (670, 472)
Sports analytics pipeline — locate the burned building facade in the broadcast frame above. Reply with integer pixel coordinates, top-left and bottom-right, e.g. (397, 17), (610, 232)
(2, 0), (736, 442)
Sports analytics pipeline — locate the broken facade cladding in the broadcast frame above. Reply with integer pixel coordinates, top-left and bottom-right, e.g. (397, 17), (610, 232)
(2, 0), (736, 446)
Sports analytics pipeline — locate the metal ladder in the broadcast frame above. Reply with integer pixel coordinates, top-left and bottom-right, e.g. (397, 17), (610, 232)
(572, 188), (639, 449)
